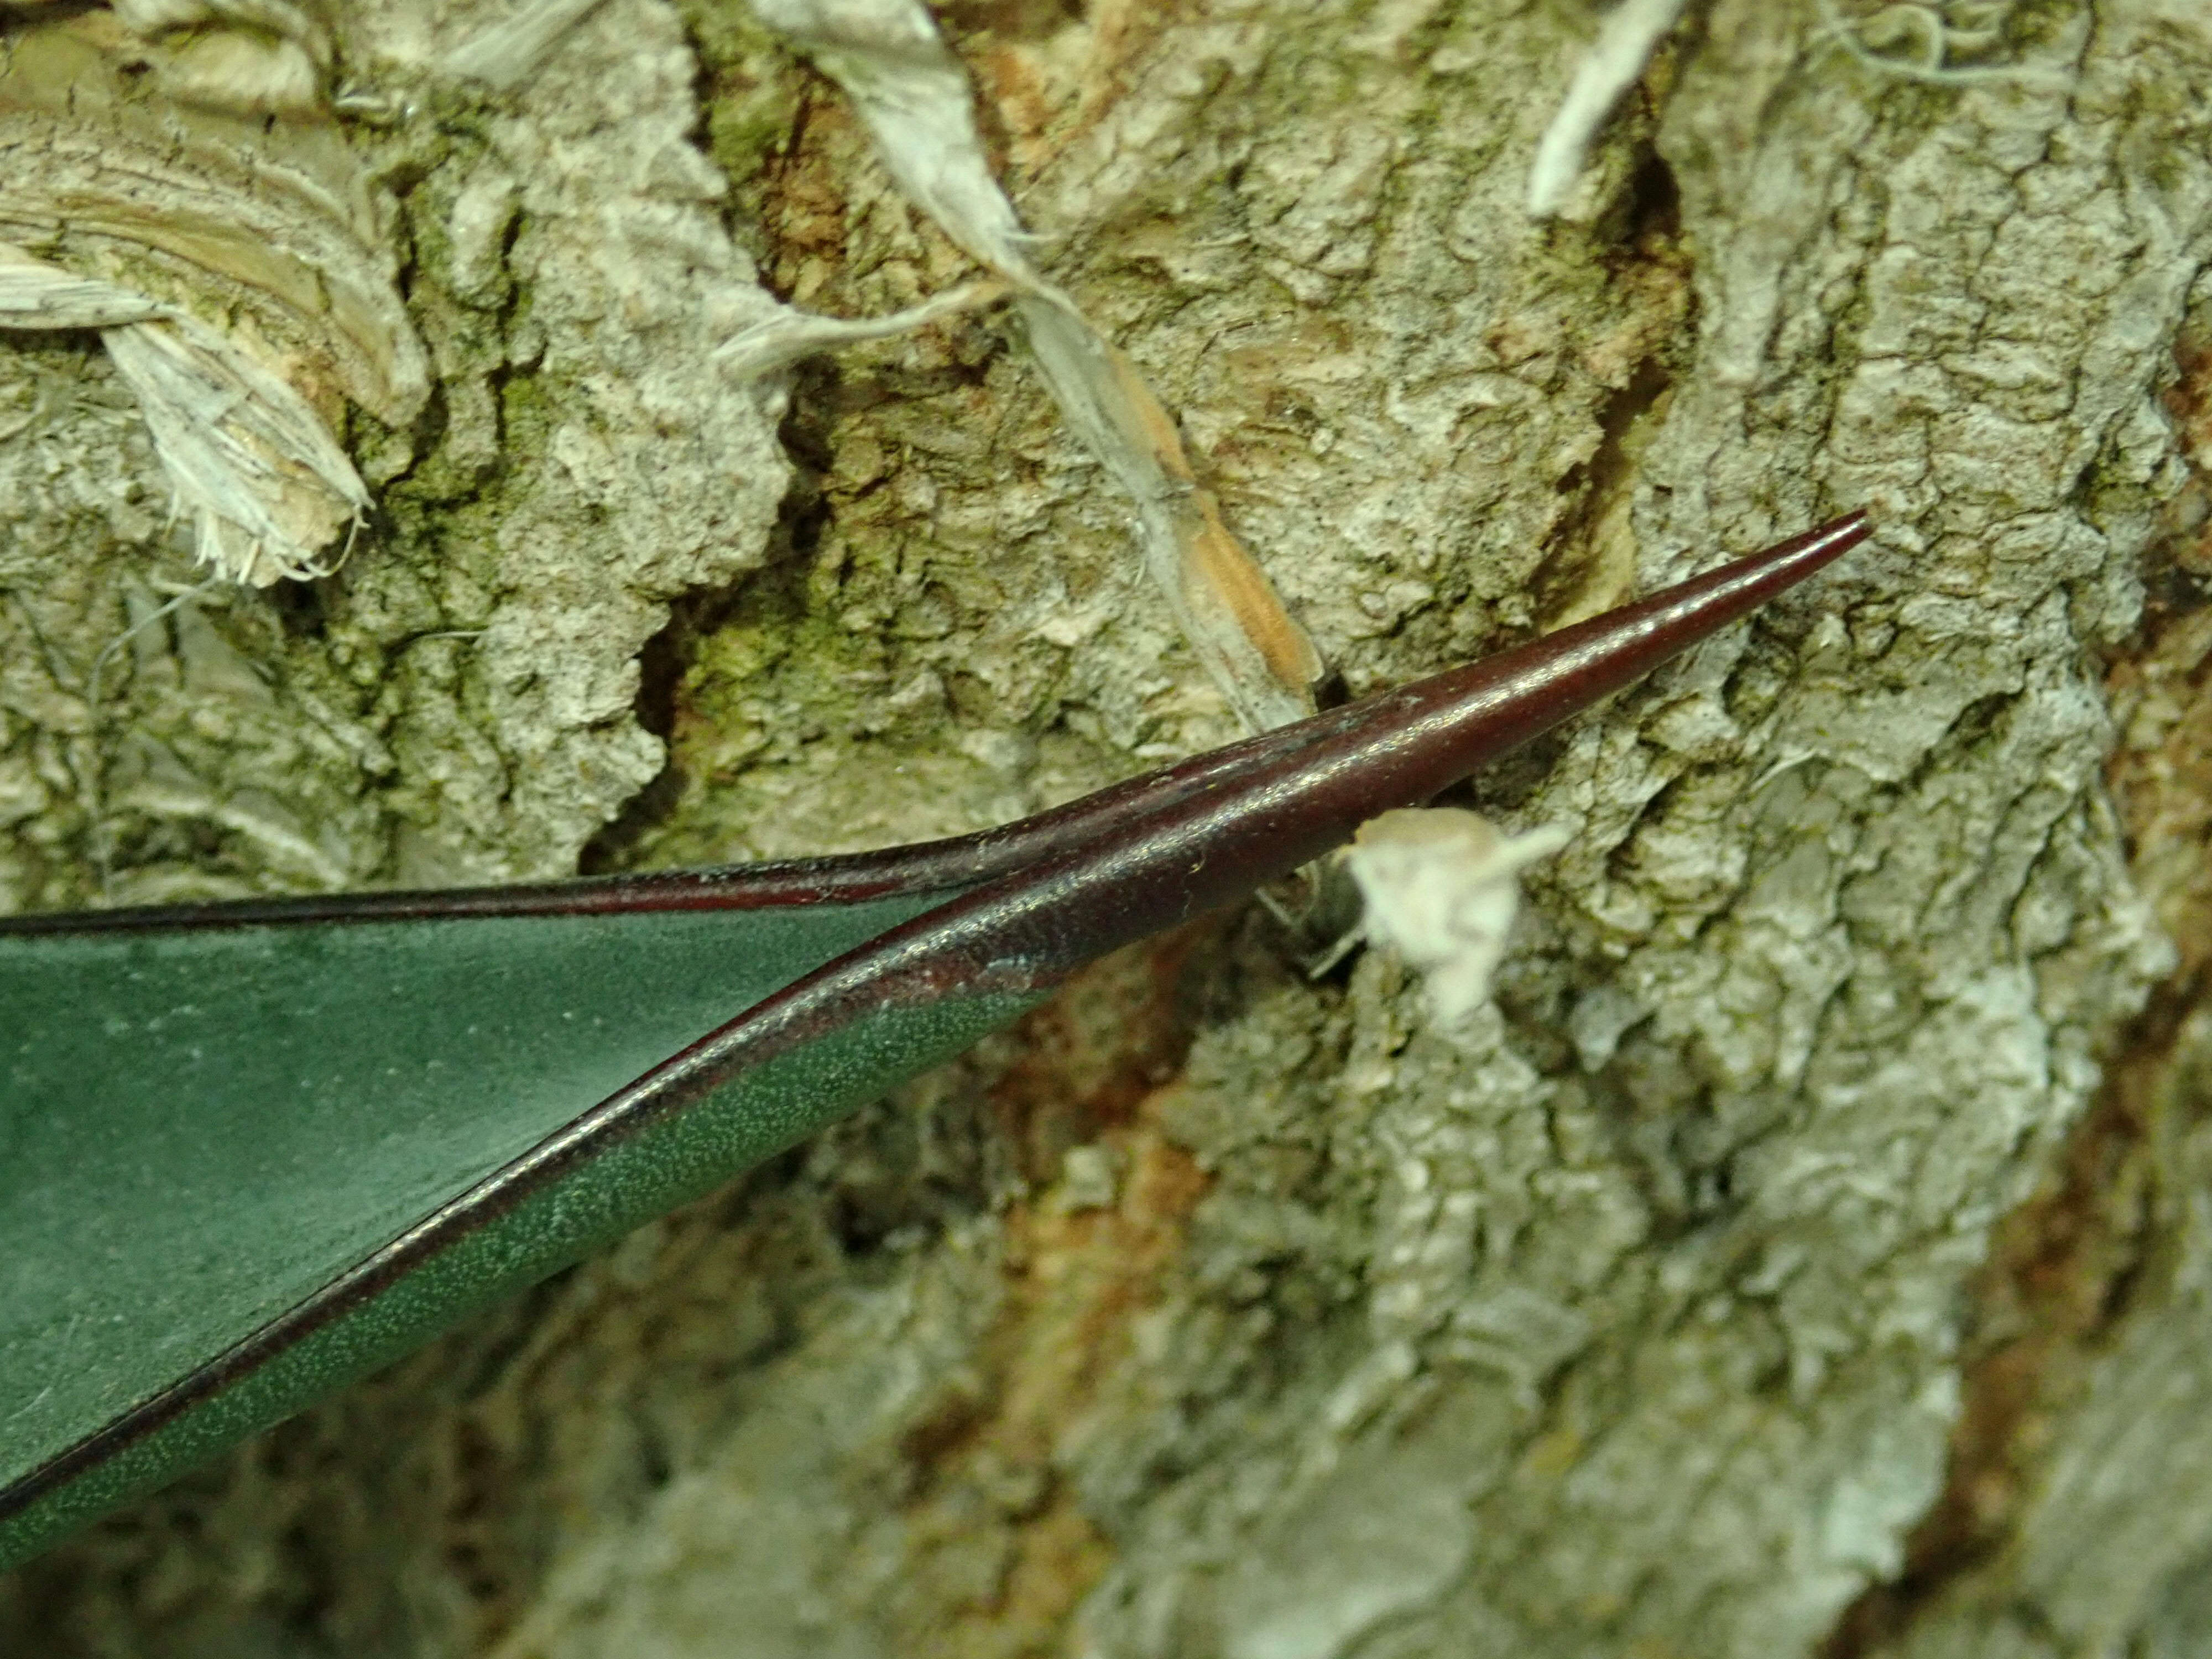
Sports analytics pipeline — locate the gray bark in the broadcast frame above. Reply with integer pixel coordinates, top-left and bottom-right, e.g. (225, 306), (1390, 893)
(3, 1), (2211, 1656)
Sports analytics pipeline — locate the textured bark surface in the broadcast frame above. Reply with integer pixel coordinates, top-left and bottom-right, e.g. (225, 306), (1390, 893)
(4, 1), (2212, 1655)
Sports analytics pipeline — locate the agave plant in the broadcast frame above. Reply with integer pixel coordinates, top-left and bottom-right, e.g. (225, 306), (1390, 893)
(0, 513), (1866, 1569)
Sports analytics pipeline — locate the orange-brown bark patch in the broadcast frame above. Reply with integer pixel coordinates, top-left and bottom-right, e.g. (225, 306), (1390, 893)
(889, 926), (1218, 1658)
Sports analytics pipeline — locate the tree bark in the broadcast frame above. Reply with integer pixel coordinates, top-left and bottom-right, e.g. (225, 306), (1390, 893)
(3, 1), (2211, 1655)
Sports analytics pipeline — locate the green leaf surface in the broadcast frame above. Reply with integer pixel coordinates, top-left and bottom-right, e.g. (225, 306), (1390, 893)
(0, 889), (1018, 1569)
(0, 512), (1870, 1571)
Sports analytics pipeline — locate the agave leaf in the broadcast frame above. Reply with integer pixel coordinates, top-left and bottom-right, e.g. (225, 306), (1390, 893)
(0, 513), (1867, 1568)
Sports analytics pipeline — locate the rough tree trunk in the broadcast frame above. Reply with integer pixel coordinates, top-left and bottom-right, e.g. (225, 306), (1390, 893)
(3, 1), (2211, 1655)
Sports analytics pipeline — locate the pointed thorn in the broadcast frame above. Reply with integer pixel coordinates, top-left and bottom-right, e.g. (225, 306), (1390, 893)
(669, 508), (1875, 1073)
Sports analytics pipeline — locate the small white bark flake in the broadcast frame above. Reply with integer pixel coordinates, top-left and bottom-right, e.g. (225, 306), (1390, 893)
(1343, 809), (1572, 1023)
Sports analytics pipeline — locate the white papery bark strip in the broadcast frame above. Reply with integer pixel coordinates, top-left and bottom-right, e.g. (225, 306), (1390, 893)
(0, 244), (371, 586)
(1525, 0), (1689, 217)
(745, 0), (1324, 731)
(714, 281), (1006, 378)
